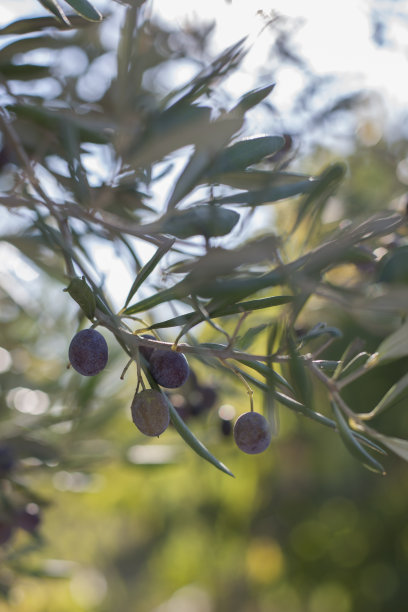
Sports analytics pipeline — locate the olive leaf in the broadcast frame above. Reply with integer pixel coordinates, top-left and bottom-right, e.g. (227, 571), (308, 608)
(358, 372), (408, 421)
(374, 320), (408, 364)
(64, 276), (96, 320)
(161, 206), (240, 239)
(331, 401), (385, 475)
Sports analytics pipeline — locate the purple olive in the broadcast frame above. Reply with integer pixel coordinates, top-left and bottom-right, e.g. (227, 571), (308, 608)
(220, 418), (233, 437)
(68, 328), (108, 376)
(131, 389), (170, 437)
(149, 350), (190, 389)
(15, 506), (41, 533)
(0, 521), (13, 545)
(233, 411), (271, 454)
(139, 334), (157, 362)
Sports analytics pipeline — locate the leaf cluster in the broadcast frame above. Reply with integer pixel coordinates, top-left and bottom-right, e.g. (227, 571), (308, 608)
(1, 2), (408, 494)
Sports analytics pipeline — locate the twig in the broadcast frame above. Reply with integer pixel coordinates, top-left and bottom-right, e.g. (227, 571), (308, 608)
(228, 311), (250, 349)
(221, 358), (254, 412)
(306, 358), (381, 439)
(336, 362), (373, 390)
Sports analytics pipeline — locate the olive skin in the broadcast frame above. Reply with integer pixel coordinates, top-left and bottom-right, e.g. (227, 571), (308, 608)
(233, 411), (271, 454)
(131, 389), (170, 437)
(149, 350), (190, 389)
(139, 334), (157, 362)
(15, 508), (41, 533)
(0, 521), (13, 545)
(68, 329), (108, 376)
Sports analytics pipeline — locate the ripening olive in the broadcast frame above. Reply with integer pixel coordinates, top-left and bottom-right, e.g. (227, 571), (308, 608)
(0, 521), (13, 545)
(139, 334), (156, 362)
(131, 389), (170, 437)
(68, 328), (108, 376)
(149, 349), (190, 389)
(233, 411), (271, 454)
(15, 505), (41, 533)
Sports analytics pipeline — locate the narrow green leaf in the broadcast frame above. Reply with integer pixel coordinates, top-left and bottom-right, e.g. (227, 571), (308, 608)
(0, 15), (93, 34)
(352, 432), (388, 455)
(167, 400), (234, 477)
(196, 267), (286, 300)
(296, 213), (404, 279)
(264, 390), (279, 436)
(208, 170), (315, 191)
(275, 390), (336, 429)
(234, 84), (275, 113)
(207, 135), (285, 176)
(64, 0), (102, 21)
(122, 284), (188, 315)
(167, 235), (280, 277)
(331, 401), (385, 474)
(298, 322), (343, 344)
(123, 240), (175, 309)
(37, 0), (70, 24)
(377, 245), (408, 284)
(213, 180), (316, 207)
(124, 265), (288, 315)
(161, 37), (246, 110)
(166, 150), (212, 210)
(0, 64), (50, 80)
(0, 37), (67, 62)
(7, 104), (111, 144)
(236, 324), (269, 351)
(58, 121), (90, 205)
(162, 206), (240, 239)
(147, 295), (293, 330)
(124, 260), (288, 316)
(293, 163), (346, 232)
(166, 116), (243, 209)
(360, 372), (408, 421)
(287, 332), (313, 410)
(148, 312), (201, 330)
(130, 105), (212, 168)
(236, 359), (294, 393)
(372, 433), (408, 463)
(211, 295), (293, 316)
(375, 320), (408, 364)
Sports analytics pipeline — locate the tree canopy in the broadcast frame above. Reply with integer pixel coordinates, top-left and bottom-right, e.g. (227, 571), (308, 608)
(1, 1), (408, 609)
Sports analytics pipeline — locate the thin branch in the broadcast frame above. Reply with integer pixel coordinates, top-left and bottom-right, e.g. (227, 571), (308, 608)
(228, 311), (250, 349)
(96, 309), (284, 364)
(0, 107), (76, 279)
(336, 363), (373, 390)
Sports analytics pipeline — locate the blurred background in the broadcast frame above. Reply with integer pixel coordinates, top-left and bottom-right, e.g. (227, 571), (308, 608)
(1, 1), (408, 611)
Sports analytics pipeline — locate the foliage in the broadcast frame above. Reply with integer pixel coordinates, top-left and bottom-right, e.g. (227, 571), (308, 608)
(1, 1), (408, 607)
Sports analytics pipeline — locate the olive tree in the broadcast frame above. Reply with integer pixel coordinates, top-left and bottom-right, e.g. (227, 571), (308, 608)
(1, 0), (408, 567)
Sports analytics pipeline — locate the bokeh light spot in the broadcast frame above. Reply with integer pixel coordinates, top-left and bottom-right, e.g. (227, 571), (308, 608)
(246, 538), (285, 584)
(309, 582), (351, 612)
(290, 520), (329, 561)
(0, 346), (12, 373)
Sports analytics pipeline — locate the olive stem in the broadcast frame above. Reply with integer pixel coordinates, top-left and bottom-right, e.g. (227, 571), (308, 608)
(228, 311), (250, 349)
(221, 359), (254, 412)
(120, 359), (133, 380)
